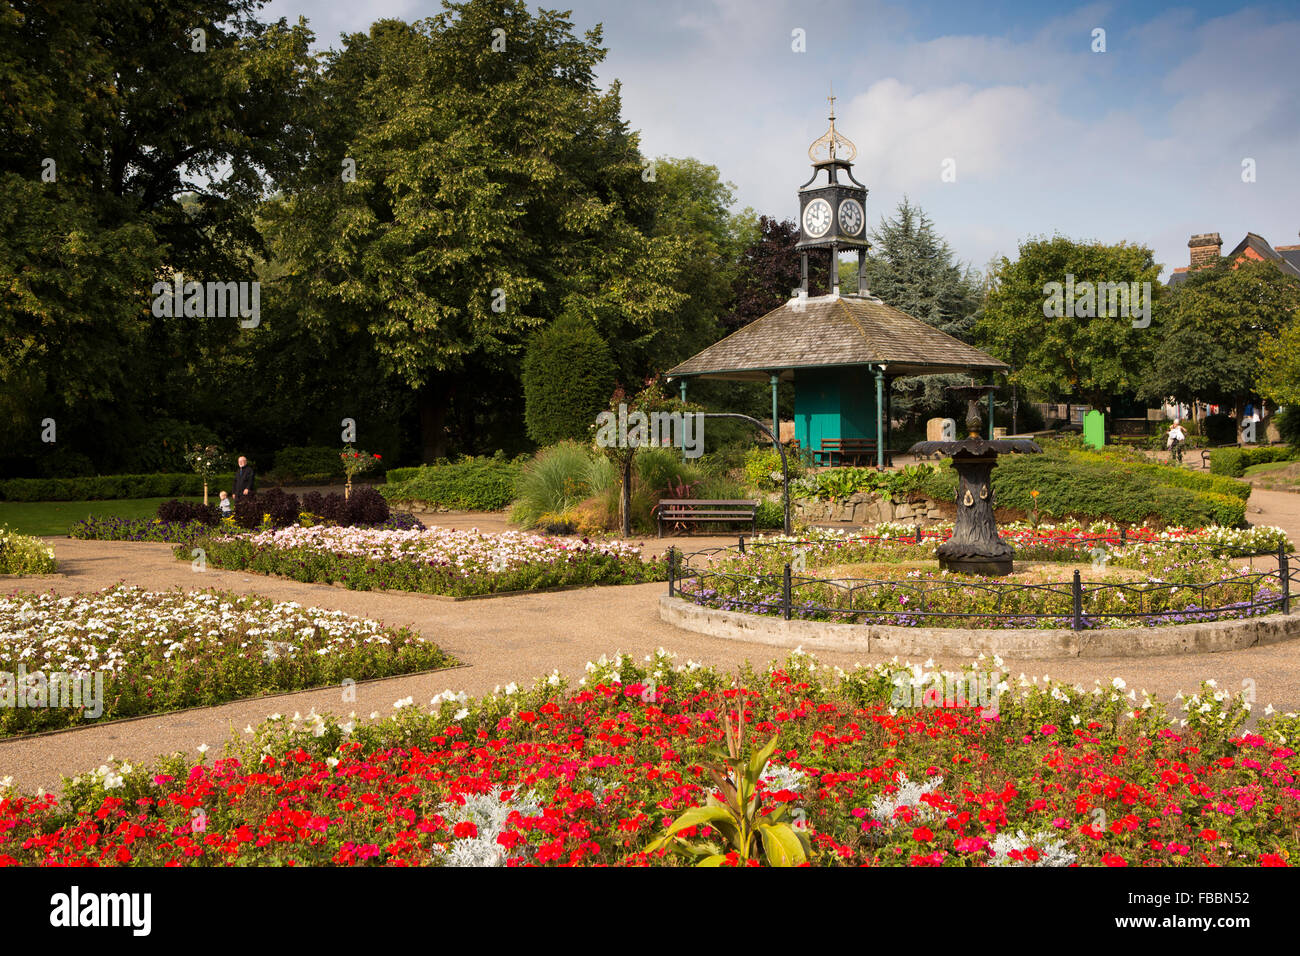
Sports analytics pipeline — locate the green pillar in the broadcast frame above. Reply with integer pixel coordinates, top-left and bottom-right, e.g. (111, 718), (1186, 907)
(987, 372), (996, 439)
(679, 379), (687, 403)
(874, 367), (885, 468)
(770, 373), (780, 449)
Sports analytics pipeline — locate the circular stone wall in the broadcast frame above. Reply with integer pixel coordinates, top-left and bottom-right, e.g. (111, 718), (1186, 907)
(660, 595), (1300, 660)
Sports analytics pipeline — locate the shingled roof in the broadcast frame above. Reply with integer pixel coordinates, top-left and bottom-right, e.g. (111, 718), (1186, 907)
(666, 293), (1009, 382)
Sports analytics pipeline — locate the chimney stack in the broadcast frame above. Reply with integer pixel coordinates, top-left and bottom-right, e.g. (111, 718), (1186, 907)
(1188, 232), (1222, 268)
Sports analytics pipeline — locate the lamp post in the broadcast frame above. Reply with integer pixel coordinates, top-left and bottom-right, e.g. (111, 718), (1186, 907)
(702, 412), (791, 535)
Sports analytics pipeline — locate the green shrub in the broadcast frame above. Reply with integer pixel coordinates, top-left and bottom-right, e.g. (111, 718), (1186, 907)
(906, 448), (1248, 527)
(1208, 446), (1297, 478)
(384, 466), (426, 483)
(0, 472), (237, 502)
(267, 446), (347, 483)
(755, 499), (785, 529)
(743, 446), (804, 491)
(696, 474), (750, 501)
(511, 443), (607, 527)
(1275, 407), (1300, 447)
(522, 315), (619, 446)
(990, 454), (1246, 527)
(1065, 449), (1250, 500)
(0, 526), (56, 574)
(795, 463), (949, 501)
(380, 454), (525, 511)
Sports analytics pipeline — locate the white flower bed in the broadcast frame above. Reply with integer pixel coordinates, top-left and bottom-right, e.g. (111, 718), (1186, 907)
(241, 525), (645, 573)
(0, 585), (398, 675)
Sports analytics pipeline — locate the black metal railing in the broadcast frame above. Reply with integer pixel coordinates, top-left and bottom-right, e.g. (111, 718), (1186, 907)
(664, 534), (1295, 631)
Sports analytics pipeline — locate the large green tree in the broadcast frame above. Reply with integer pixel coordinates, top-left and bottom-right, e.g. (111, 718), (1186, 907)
(856, 199), (985, 427)
(976, 236), (1162, 412)
(0, 0), (314, 470)
(266, 2), (689, 461)
(1143, 259), (1300, 412)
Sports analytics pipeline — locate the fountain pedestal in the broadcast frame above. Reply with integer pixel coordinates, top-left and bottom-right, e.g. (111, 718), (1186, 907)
(934, 450), (1014, 574)
(909, 384), (1041, 577)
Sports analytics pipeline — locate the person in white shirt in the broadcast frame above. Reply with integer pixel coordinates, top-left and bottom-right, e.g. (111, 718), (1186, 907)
(1167, 419), (1187, 463)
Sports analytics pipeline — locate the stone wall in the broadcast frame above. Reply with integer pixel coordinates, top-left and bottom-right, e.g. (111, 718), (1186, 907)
(660, 595), (1300, 660)
(792, 492), (946, 527)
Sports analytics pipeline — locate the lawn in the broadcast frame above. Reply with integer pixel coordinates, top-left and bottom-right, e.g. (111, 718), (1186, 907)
(1244, 460), (1295, 478)
(0, 497), (204, 537)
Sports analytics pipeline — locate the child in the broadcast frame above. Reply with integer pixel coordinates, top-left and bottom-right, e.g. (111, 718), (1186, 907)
(219, 490), (233, 516)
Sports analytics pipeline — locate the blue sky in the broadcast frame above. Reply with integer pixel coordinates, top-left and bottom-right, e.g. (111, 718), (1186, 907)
(262, 0), (1300, 280)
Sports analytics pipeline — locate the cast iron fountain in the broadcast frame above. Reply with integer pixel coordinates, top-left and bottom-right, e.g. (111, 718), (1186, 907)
(908, 384), (1041, 575)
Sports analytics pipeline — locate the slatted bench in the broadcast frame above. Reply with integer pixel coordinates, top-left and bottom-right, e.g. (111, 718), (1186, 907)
(655, 499), (758, 537)
(814, 438), (893, 467)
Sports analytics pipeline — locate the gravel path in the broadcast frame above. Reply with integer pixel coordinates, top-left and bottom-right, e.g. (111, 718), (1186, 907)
(2, 496), (1299, 792)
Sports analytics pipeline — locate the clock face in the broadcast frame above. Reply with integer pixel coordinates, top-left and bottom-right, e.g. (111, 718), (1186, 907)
(838, 198), (865, 236)
(802, 198), (832, 239)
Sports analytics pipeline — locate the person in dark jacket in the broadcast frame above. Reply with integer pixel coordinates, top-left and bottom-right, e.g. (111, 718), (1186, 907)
(233, 456), (255, 497)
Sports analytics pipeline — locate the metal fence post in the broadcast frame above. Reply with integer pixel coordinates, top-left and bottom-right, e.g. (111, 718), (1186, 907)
(1120, 526), (1127, 545)
(782, 563), (792, 621)
(668, 547), (676, 597)
(915, 523), (923, 545)
(1072, 569), (1082, 630)
(1281, 544), (1290, 614)
(739, 534), (745, 554)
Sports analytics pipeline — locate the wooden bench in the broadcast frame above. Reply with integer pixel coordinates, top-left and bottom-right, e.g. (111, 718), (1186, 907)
(655, 499), (758, 537)
(814, 438), (893, 467)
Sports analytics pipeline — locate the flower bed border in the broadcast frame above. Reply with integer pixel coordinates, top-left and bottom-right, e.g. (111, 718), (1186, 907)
(659, 594), (1300, 659)
(284, 577), (637, 602)
(0, 661), (468, 744)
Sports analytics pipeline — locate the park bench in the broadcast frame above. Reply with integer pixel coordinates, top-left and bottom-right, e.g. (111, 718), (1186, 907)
(814, 438), (893, 467)
(1199, 443), (1236, 469)
(655, 499), (758, 537)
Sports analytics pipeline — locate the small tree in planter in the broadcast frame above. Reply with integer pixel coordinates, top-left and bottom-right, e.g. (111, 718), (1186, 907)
(184, 444), (227, 506)
(340, 445), (381, 500)
(593, 379), (698, 536)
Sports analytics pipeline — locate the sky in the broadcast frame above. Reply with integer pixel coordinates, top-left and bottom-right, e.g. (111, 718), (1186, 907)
(260, 0), (1300, 281)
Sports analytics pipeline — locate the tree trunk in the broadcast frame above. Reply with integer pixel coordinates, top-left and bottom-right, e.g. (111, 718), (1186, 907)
(417, 380), (451, 463)
(620, 457), (633, 537)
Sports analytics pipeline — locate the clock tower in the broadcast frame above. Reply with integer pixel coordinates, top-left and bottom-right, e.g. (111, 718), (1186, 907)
(796, 94), (870, 296)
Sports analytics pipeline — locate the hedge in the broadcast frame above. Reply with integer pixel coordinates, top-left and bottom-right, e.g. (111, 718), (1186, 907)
(266, 446), (346, 483)
(378, 456), (525, 511)
(0, 473), (237, 502)
(1207, 446), (1297, 478)
(384, 466), (425, 483)
(914, 454), (1248, 528)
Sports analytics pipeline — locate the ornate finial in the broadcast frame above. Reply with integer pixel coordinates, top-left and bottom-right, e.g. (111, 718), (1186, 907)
(808, 88), (857, 164)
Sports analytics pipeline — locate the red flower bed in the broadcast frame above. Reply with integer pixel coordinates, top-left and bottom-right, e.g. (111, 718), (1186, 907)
(1, 653), (1297, 867)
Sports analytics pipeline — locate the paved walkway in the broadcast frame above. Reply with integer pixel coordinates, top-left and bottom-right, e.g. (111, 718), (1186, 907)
(2, 495), (1299, 792)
